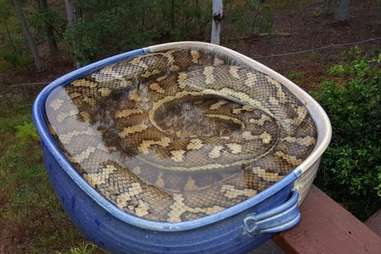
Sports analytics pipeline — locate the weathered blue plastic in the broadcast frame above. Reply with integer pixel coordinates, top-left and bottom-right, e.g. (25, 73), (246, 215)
(32, 46), (301, 254)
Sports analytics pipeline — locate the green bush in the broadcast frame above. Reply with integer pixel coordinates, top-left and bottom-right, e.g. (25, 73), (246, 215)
(64, 0), (212, 64)
(15, 121), (39, 143)
(64, 0), (272, 64)
(225, 0), (272, 37)
(313, 49), (381, 220)
(0, 47), (32, 69)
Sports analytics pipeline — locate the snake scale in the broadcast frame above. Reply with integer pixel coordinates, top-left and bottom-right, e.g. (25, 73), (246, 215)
(46, 48), (317, 222)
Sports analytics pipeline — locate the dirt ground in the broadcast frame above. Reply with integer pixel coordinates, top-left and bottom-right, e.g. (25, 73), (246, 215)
(228, 0), (381, 90)
(0, 0), (380, 253)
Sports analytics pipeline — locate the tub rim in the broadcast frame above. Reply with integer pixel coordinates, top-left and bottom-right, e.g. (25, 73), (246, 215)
(32, 41), (331, 232)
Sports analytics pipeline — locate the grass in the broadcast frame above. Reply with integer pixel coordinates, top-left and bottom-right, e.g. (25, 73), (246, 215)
(0, 95), (106, 253)
(286, 70), (304, 83)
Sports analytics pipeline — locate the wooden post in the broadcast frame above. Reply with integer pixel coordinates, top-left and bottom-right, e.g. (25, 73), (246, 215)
(211, 0), (223, 45)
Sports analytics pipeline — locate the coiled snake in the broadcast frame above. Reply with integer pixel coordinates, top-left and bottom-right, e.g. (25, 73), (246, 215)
(46, 48), (317, 222)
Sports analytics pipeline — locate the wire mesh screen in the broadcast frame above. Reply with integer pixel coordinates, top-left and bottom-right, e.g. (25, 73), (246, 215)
(45, 47), (317, 222)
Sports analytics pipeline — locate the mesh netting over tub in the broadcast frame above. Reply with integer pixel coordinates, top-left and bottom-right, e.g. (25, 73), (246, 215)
(45, 46), (317, 223)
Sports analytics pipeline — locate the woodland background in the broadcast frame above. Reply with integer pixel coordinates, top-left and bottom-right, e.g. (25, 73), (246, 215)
(0, 0), (380, 253)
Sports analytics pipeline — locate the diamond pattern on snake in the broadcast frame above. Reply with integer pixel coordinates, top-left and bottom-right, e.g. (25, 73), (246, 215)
(45, 48), (317, 222)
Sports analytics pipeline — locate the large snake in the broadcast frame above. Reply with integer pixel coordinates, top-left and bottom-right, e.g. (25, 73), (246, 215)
(46, 48), (317, 222)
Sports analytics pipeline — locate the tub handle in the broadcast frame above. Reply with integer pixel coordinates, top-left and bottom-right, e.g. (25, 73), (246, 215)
(243, 191), (301, 236)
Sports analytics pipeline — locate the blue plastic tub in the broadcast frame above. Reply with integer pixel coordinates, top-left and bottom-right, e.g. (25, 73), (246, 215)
(33, 42), (331, 254)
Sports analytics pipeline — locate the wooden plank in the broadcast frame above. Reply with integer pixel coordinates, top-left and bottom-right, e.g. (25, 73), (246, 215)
(273, 186), (381, 254)
(366, 209), (381, 237)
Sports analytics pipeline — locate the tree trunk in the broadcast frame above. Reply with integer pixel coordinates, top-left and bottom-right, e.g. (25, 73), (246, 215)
(39, 0), (58, 56)
(336, 0), (350, 22)
(5, 21), (18, 54)
(64, 0), (80, 67)
(211, 0), (223, 45)
(64, 0), (76, 26)
(170, 0), (175, 30)
(195, 0), (201, 33)
(12, 0), (44, 71)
